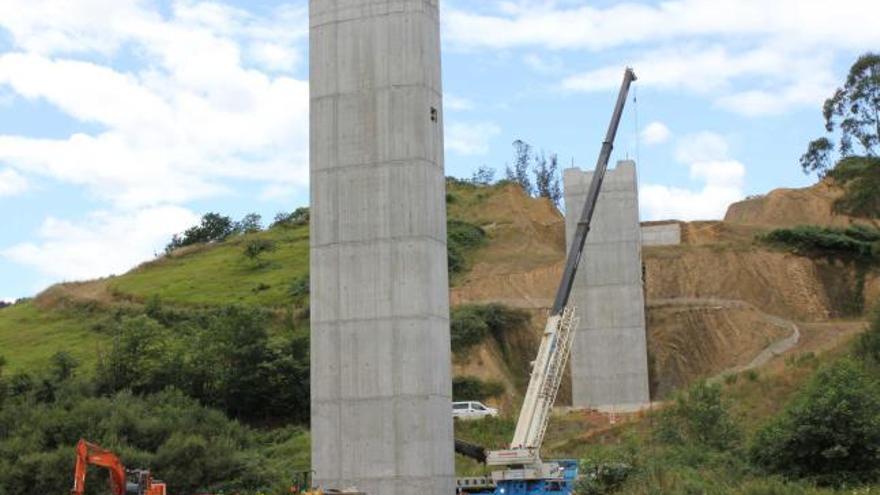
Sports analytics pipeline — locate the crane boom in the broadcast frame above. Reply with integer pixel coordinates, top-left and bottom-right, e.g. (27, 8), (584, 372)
(551, 67), (637, 316)
(487, 68), (637, 476)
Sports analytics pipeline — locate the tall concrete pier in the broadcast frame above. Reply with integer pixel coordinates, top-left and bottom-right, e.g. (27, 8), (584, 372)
(309, 1), (454, 494)
(563, 160), (650, 410)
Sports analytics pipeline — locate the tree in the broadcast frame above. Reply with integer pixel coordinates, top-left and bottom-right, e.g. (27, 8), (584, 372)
(0, 355), (6, 407)
(750, 359), (880, 486)
(470, 165), (495, 185)
(235, 213), (262, 234)
(242, 239), (276, 265)
(48, 351), (79, 383)
(505, 140), (533, 195)
(272, 207), (310, 228)
(801, 52), (880, 175)
(655, 380), (740, 450)
(534, 152), (562, 207)
(165, 212), (235, 253)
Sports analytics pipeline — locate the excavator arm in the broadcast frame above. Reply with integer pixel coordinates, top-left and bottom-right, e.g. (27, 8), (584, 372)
(71, 439), (128, 495)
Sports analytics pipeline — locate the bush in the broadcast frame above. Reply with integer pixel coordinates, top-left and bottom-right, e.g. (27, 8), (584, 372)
(855, 306), (880, 366)
(288, 274), (309, 299)
(95, 306), (310, 424)
(165, 213), (235, 253)
(450, 303), (530, 354)
(450, 307), (489, 353)
(271, 207), (309, 228)
(828, 153), (880, 219)
(750, 359), (880, 486)
(655, 381), (740, 450)
(452, 376), (504, 401)
(0, 383), (304, 495)
(243, 239), (276, 263)
(447, 219), (487, 275)
(761, 225), (880, 261)
(576, 460), (635, 495)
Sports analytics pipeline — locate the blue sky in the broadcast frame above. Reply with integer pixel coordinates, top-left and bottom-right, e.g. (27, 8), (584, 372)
(0, 0), (878, 301)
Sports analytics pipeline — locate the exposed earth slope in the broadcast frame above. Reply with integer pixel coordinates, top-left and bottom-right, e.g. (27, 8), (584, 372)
(1, 178), (876, 402)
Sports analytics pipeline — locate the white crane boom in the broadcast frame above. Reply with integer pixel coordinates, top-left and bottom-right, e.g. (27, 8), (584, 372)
(486, 68), (637, 478)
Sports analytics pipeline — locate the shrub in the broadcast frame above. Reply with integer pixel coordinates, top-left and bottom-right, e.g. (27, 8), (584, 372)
(234, 213), (263, 234)
(450, 307), (489, 353)
(576, 460), (635, 495)
(855, 306), (880, 365)
(271, 207), (309, 228)
(761, 225), (880, 261)
(243, 239), (276, 263)
(165, 213), (235, 253)
(447, 219), (487, 275)
(0, 384), (304, 495)
(750, 359), (880, 486)
(655, 381), (740, 450)
(452, 376), (504, 401)
(95, 307), (310, 424)
(450, 303), (530, 354)
(288, 274), (310, 299)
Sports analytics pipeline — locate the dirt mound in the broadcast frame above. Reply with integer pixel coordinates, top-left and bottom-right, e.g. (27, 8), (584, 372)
(643, 245), (871, 321)
(448, 180), (879, 407)
(33, 279), (117, 310)
(448, 183), (565, 298)
(647, 300), (792, 398)
(724, 179), (879, 228)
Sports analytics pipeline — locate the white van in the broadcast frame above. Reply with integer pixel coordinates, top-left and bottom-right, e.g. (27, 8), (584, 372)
(452, 401), (498, 420)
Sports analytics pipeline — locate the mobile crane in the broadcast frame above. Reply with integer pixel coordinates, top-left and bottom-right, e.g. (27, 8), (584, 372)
(457, 68), (637, 495)
(70, 439), (167, 495)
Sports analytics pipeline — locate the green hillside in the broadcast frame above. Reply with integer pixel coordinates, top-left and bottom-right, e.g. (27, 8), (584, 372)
(0, 302), (102, 373)
(110, 225), (310, 307)
(0, 181), (496, 374)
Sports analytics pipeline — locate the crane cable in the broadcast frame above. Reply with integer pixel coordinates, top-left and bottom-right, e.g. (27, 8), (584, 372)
(631, 83), (661, 479)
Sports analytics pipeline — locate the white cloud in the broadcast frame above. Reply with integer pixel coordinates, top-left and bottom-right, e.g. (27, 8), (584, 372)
(445, 94), (474, 111)
(446, 0), (878, 115)
(641, 132), (745, 220)
(444, 1), (880, 52)
(523, 53), (562, 74)
(674, 131), (729, 163)
(2, 206), (200, 281)
(0, 168), (28, 197)
(446, 121), (502, 156)
(641, 121), (671, 145)
(561, 44), (836, 116)
(0, 1), (310, 209)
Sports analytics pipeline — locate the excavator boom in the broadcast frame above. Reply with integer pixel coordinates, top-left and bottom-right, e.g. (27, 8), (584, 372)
(70, 439), (166, 495)
(71, 439), (127, 495)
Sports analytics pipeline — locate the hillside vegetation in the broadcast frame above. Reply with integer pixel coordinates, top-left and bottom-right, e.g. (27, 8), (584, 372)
(2, 175), (880, 493)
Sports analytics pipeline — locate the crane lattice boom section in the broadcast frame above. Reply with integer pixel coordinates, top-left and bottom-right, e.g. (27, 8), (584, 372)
(487, 307), (578, 467)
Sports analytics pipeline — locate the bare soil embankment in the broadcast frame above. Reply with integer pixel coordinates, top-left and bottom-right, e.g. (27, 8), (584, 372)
(446, 180), (873, 408)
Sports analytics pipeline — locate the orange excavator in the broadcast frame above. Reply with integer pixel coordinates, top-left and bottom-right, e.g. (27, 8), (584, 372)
(70, 439), (167, 495)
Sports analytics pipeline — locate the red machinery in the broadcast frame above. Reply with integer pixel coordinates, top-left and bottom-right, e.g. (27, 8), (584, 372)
(71, 439), (167, 495)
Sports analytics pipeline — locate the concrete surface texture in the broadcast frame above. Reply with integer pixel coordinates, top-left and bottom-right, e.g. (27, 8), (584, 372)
(309, 1), (455, 494)
(563, 161), (651, 410)
(641, 222), (682, 246)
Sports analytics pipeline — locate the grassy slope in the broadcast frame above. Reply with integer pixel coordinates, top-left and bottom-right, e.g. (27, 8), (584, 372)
(110, 225), (310, 307)
(0, 225), (310, 373)
(0, 302), (102, 373)
(0, 181), (493, 373)
(4, 179), (875, 490)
